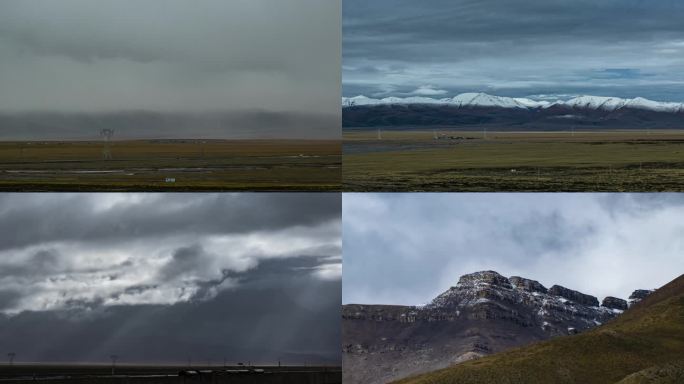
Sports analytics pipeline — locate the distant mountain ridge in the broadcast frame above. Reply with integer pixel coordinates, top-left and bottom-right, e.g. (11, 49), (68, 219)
(343, 93), (684, 113)
(342, 270), (649, 384)
(342, 93), (684, 129)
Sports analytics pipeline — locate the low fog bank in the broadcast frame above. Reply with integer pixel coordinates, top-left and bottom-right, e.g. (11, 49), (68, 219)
(0, 110), (340, 140)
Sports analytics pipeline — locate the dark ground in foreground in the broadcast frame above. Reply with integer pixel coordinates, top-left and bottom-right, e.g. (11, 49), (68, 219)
(0, 140), (341, 191)
(343, 130), (684, 191)
(0, 364), (341, 384)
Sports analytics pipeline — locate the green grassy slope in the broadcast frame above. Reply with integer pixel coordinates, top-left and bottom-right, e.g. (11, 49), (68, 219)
(394, 274), (684, 384)
(614, 362), (684, 384)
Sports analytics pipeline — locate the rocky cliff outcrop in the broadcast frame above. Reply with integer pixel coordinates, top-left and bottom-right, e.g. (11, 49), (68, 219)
(509, 276), (548, 294)
(548, 285), (600, 307)
(629, 289), (654, 305)
(602, 296), (628, 310)
(342, 270), (631, 384)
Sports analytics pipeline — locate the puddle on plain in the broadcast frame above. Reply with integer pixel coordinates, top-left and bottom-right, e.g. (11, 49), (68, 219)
(3, 169), (126, 174)
(2, 166), (271, 174)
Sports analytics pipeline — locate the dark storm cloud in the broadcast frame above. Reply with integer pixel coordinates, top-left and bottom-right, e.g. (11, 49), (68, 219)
(0, 290), (20, 311)
(160, 245), (210, 281)
(0, 193), (340, 363)
(0, 193), (339, 252)
(343, 0), (684, 100)
(343, 194), (684, 306)
(0, 0), (340, 138)
(0, 249), (62, 279)
(0, 277), (341, 364)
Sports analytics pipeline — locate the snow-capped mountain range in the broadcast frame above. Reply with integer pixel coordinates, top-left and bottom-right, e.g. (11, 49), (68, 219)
(343, 92), (684, 114)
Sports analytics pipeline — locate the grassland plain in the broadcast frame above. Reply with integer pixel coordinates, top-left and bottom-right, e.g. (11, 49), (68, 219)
(0, 140), (341, 191)
(343, 130), (684, 191)
(393, 274), (684, 384)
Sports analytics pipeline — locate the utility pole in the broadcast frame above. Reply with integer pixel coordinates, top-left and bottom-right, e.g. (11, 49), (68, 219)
(110, 355), (118, 376)
(100, 129), (115, 160)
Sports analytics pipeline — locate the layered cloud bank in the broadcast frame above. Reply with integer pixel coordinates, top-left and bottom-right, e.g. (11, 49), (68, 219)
(0, 193), (341, 315)
(344, 0), (684, 101)
(0, 0), (339, 114)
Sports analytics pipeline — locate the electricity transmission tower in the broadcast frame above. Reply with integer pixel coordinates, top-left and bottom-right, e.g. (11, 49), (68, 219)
(100, 129), (115, 160)
(110, 355), (118, 375)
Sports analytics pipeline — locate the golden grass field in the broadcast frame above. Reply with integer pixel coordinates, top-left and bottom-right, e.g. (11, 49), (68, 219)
(0, 139), (341, 191)
(343, 130), (684, 191)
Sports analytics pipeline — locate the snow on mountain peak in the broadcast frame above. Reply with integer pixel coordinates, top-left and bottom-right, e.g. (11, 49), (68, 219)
(624, 97), (683, 113)
(342, 93), (684, 113)
(342, 92), (549, 109)
(450, 93), (527, 108)
(559, 96), (628, 111)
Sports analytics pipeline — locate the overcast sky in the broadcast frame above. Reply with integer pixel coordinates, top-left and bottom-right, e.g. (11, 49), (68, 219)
(343, 0), (684, 101)
(0, 193), (340, 364)
(343, 193), (684, 306)
(0, 0), (339, 138)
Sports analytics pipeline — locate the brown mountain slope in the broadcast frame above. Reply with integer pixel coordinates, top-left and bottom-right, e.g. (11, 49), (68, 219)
(343, 271), (625, 384)
(394, 274), (684, 384)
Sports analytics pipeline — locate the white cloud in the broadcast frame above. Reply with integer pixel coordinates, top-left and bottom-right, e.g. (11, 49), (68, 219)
(343, 194), (684, 305)
(411, 85), (448, 96)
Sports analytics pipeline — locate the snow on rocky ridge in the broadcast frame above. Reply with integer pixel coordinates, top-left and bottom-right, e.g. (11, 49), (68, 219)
(426, 271), (623, 329)
(341, 271), (652, 384)
(342, 93), (684, 113)
(343, 270), (649, 337)
(417, 270), (649, 335)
